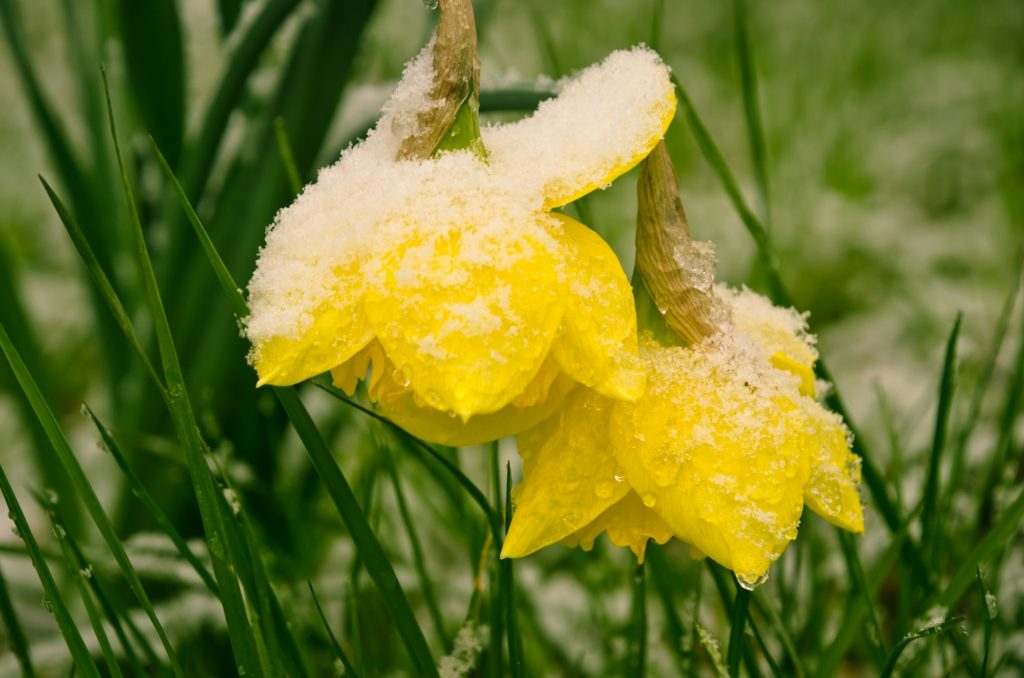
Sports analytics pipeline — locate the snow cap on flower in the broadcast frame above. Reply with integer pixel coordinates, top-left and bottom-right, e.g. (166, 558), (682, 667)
(243, 26), (676, 441)
(502, 288), (864, 586)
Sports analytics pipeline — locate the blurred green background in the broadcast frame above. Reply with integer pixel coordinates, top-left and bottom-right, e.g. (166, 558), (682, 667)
(0, 0), (1022, 675)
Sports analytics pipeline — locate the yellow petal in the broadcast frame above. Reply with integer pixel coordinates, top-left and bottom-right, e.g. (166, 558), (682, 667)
(770, 352), (817, 398)
(483, 47), (676, 210)
(725, 286), (818, 372)
(549, 214), (646, 401)
(250, 261), (373, 386)
(364, 222), (565, 419)
(502, 390), (630, 558)
(611, 341), (810, 588)
(561, 490), (673, 564)
(801, 404), (864, 533)
(374, 358), (577, 447)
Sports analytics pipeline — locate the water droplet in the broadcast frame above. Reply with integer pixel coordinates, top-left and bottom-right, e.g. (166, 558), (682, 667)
(594, 482), (614, 499)
(44, 488), (59, 505)
(42, 596), (53, 613)
(79, 403), (88, 416)
(641, 493), (656, 508)
(80, 565), (93, 580)
(421, 0), (439, 8)
(736, 571), (769, 591)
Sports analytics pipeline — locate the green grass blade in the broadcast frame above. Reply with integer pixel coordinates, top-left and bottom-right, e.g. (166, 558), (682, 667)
(0, 468), (100, 678)
(0, 561), (35, 676)
(0, 320), (183, 674)
(38, 176), (165, 394)
(976, 569), (993, 677)
(977, 305), (1024, 531)
(84, 404), (219, 595)
(938, 481), (1024, 609)
(275, 117), (304, 196)
(275, 387), (440, 676)
(180, 0), (302, 201)
(215, 0), (244, 35)
(708, 565), (763, 678)
(645, 547), (690, 669)
(309, 581), (359, 678)
(503, 462), (524, 678)
(153, 137), (439, 674)
(731, 0), (770, 223)
(727, 586), (750, 678)
(103, 64), (265, 677)
(626, 562), (647, 677)
(878, 617), (963, 678)
(922, 314), (961, 568)
(36, 492), (125, 678)
(115, 0), (185, 166)
(837, 530), (885, 663)
(382, 438), (448, 650)
(486, 442), (504, 678)
(945, 254), (1023, 519)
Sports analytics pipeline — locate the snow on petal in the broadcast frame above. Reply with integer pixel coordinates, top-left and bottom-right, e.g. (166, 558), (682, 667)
(484, 46), (676, 210)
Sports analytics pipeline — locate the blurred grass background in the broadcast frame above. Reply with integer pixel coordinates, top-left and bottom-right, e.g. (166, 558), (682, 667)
(0, 0), (1022, 675)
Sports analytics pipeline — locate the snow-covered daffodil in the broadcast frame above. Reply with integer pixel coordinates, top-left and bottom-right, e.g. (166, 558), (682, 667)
(502, 143), (864, 588)
(243, 7), (676, 444)
(502, 288), (863, 587)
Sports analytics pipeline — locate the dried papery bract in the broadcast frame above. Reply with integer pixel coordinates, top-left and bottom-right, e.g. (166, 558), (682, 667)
(397, 0), (483, 159)
(636, 141), (721, 344)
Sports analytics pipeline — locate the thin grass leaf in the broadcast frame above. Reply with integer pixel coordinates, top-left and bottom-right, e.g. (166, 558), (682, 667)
(727, 585), (750, 678)
(35, 492), (124, 678)
(976, 569), (993, 677)
(922, 314), (961, 568)
(695, 622), (729, 678)
(178, 0), (301, 200)
(938, 481), (1024, 609)
(749, 593), (803, 677)
(977, 305), (1024, 531)
(275, 117), (303, 196)
(626, 561), (647, 677)
(878, 617), (964, 678)
(381, 438), (448, 649)
(216, 0), (244, 35)
(0, 468), (100, 678)
(39, 176), (165, 395)
(503, 462), (524, 678)
(817, 528), (903, 677)
(0, 561), (35, 677)
(707, 565), (763, 678)
(84, 404), (219, 595)
(731, 0), (770, 224)
(486, 442), (504, 678)
(945, 254), (1023, 520)
(62, 530), (151, 676)
(154, 134), (441, 676)
(0, 320), (183, 674)
(102, 64), (265, 677)
(645, 547), (691, 670)
(837, 530), (886, 663)
(115, 0), (185, 166)
(309, 582), (359, 678)
(312, 380), (503, 543)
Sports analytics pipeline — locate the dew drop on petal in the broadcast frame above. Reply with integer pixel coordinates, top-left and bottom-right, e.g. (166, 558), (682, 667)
(736, 571), (769, 591)
(641, 492), (656, 508)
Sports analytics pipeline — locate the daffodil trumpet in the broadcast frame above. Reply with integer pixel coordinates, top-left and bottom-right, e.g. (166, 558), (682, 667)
(243, 0), (677, 446)
(502, 142), (864, 589)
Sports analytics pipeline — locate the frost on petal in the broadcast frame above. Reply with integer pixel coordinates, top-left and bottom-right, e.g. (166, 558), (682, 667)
(723, 285), (818, 396)
(502, 390), (630, 559)
(248, 260), (373, 386)
(549, 214), (646, 401)
(364, 215), (565, 419)
(484, 47), (676, 210)
(801, 403), (864, 532)
(561, 490), (673, 564)
(611, 337), (811, 588)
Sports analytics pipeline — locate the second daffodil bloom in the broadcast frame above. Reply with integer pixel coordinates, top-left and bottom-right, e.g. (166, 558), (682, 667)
(502, 143), (864, 589)
(243, 0), (676, 445)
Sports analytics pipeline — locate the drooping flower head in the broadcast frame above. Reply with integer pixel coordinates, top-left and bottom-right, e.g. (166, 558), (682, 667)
(502, 143), (864, 588)
(244, 0), (676, 445)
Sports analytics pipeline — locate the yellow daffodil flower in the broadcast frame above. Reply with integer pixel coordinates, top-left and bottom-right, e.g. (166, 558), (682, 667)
(502, 286), (864, 588)
(244, 42), (676, 445)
